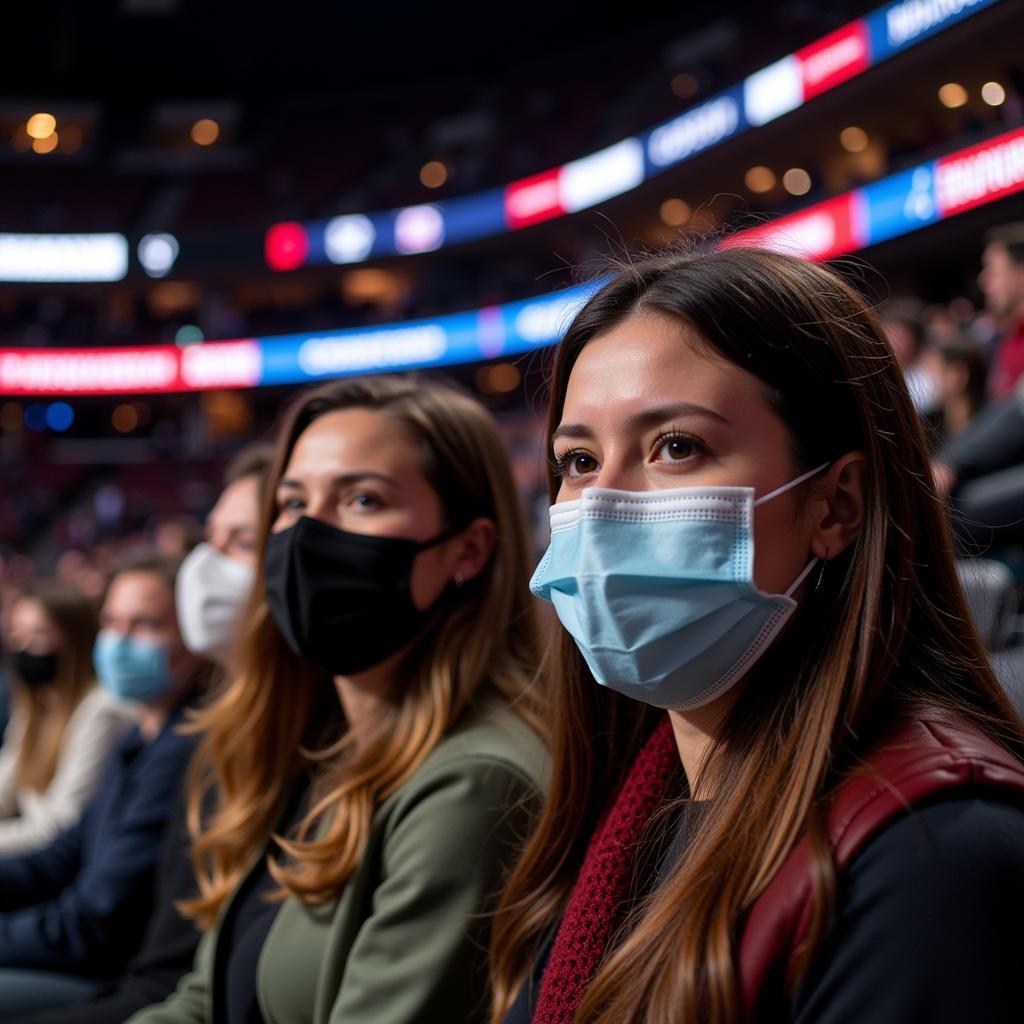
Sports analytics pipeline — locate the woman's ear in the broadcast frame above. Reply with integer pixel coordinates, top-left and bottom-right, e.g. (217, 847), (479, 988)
(809, 452), (866, 561)
(451, 517), (497, 585)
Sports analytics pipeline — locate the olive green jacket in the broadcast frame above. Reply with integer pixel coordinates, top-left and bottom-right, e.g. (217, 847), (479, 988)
(128, 703), (548, 1024)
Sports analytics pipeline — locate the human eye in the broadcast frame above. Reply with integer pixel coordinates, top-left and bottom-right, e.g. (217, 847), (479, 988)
(347, 490), (385, 512)
(651, 430), (709, 466)
(551, 448), (600, 481)
(276, 494), (305, 514)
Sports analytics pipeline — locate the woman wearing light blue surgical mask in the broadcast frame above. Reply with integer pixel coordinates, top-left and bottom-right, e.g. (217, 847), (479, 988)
(95, 558), (206, 727)
(490, 245), (1024, 1024)
(0, 553), (210, 1019)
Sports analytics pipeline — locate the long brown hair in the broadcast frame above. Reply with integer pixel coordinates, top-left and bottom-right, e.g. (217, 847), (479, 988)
(490, 245), (1024, 1023)
(181, 375), (544, 926)
(12, 581), (98, 793)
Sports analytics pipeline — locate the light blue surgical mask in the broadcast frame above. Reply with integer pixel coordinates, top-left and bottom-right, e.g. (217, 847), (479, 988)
(93, 630), (176, 703)
(529, 464), (828, 711)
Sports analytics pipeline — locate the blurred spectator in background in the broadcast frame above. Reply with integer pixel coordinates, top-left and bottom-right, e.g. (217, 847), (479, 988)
(0, 582), (134, 856)
(0, 553), (209, 1017)
(979, 223), (1024, 398)
(920, 333), (989, 444)
(7, 447), (272, 1024)
(54, 552), (108, 608)
(173, 444), (270, 665)
(881, 298), (938, 414)
(933, 378), (1024, 553)
(150, 518), (203, 562)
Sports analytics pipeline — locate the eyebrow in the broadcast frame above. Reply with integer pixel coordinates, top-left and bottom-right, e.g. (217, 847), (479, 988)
(550, 402), (730, 445)
(276, 471), (400, 491)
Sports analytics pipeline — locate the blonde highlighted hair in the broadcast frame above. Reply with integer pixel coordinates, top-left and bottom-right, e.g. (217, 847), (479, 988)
(180, 375), (545, 926)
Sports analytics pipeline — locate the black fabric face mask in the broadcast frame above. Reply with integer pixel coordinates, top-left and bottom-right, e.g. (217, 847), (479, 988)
(264, 515), (462, 676)
(14, 649), (59, 690)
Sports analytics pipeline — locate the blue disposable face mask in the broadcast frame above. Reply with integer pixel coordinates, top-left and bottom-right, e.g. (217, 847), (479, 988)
(93, 630), (176, 703)
(529, 464), (828, 711)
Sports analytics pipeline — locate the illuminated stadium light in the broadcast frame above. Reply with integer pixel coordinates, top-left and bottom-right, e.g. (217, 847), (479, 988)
(265, 222), (310, 271)
(938, 82), (968, 108)
(420, 161), (449, 189)
(671, 73), (699, 99)
(112, 404), (140, 433)
(982, 81), (1006, 106)
(394, 205), (445, 254)
(25, 113), (56, 141)
(298, 326), (447, 377)
(782, 168), (812, 196)
(744, 56), (803, 127)
(138, 233), (180, 278)
(883, 0), (991, 49)
(559, 138), (645, 213)
(4, 125), (1024, 398)
(190, 118), (220, 146)
(180, 342), (262, 389)
(174, 325), (204, 346)
(840, 126), (870, 153)
(0, 233), (128, 282)
(32, 133), (59, 155)
(934, 129), (1024, 216)
(745, 166), (776, 193)
(512, 290), (591, 346)
(45, 402), (74, 432)
(797, 21), (870, 101)
(476, 362), (522, 394)
(646, 95), (741, 169)
(726, 194), (858, 262)
(504, 169), (563, 229)
(324, 215), (376, 264)
(265, 0), (1000, 270)
(659, 199), (692, 226)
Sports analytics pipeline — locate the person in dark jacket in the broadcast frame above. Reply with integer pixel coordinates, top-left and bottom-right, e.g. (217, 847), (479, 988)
(932, 379), (1024, 552)
(0, 551), (209, 1018)
(5, 445), (273, 1024)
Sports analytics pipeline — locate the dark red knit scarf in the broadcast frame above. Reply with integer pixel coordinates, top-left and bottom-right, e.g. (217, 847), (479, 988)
(532, 714), (680, 1024)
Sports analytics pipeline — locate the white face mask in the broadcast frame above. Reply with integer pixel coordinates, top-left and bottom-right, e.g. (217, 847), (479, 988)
(175, 542), (255, 664)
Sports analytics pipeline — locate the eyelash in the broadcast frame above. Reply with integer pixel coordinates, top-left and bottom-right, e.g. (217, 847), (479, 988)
(654, 430), (709, 464)
(551, 430), (710, 480)
(275, 492), (384, 513)
(350, 491), (383, 509)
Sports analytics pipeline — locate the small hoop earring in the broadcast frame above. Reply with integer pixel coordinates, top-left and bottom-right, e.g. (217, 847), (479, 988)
(815, 547), (830, 593)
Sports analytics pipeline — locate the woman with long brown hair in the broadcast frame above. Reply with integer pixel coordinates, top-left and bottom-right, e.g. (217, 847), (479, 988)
(131, 375), (548, 1024)
(0, 580), (134, 854)
(490, 245), (1024, 1024)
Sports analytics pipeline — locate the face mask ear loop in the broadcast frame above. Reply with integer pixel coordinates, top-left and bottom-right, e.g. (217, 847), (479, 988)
(784, 556), (820, 599)
(415, 522), (469, 553)
(753, 462), (830, 508)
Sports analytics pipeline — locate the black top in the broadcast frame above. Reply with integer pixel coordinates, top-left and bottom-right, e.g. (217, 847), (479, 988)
(218, 781), (310, 1024)
(503, 796), (1024, 1023)
(222, 854), (284, 1024)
